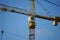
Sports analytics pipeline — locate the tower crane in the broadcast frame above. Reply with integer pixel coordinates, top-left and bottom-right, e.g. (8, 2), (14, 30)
(0, 0), (60, 40)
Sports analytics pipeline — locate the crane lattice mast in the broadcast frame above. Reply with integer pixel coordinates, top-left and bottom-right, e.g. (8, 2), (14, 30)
(28, 0), (35, 40)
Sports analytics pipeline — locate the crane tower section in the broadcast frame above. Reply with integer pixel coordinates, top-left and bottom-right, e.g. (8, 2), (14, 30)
(28, 0), (35, 40)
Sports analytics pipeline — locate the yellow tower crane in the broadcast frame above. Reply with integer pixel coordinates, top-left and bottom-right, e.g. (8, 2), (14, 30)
(0, 0), (60, 40)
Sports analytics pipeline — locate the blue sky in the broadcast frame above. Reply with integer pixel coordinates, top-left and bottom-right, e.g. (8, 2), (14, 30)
(0, 0), (60, 40)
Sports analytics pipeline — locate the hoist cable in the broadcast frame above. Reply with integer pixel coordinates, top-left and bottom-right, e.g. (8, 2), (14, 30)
(36, 0), (54, 17)
(44, 0), (60, 7)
